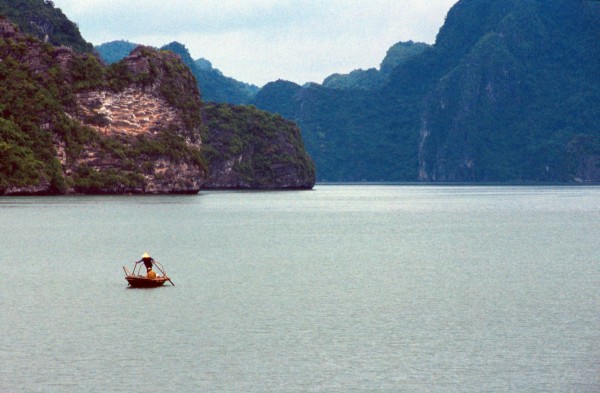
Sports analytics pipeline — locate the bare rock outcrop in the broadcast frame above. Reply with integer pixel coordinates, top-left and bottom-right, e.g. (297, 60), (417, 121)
(0, 18), (16, 38)
(64, 46), (206, 194)
(75, 88), (179, 138)
(0, 22), (206, 195)
(0, 13), (315, 194)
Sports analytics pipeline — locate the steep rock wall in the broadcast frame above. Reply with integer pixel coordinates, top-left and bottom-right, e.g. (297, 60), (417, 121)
(0, 19), (206, 195)
(202, 103), (315, 189)
(65, 46), (206, 194)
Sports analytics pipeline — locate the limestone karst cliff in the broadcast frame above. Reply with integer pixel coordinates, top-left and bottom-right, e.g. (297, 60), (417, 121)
(202, 103), (315, 189)
(69, 46), (206, 194)
(253, 0), (600, 183)
(0, 18), (206, 195)
(0, 10), (316, 194)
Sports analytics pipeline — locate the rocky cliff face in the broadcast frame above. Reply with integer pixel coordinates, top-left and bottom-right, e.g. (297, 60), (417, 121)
(417, 0), (600, 182)
(202, 103), (315, 189)
(0, 19), (206, 195)
(418, 31), (526, 181)
(253, 0), (600, 183)
(75, 88), (179, 137)
(0, 13), (317, 194)
(67, 46), (207, 194)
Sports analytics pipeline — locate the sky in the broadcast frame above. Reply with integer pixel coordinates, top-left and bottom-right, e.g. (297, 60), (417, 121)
(53, 0), (459, 87)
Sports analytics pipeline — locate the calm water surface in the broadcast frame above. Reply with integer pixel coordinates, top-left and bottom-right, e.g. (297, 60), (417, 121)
(1, 185), (599, 392)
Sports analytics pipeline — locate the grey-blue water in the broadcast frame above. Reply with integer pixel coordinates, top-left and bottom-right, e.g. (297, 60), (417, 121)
(1, 185), (599, 392)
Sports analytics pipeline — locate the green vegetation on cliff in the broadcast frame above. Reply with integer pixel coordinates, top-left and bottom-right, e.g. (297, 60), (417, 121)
(0, 0), (94, 53)
(380, 41), (430, 75)
(96, 40), (260, 105)
(0, 7), (315, 193)
(202, 103), (315, 189)
(415, 0), (600, 181)
(0, 23), (91, 193)
(253, 0), (600, 183)
(0, 16), (206, 194)
(322, 41), (429, 91)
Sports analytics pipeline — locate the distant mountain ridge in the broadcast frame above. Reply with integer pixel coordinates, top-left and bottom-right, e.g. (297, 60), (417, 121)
(95, 40), (137, 64)
(253, 0), (600, 183)
(5, 0), (599, 186)
(322, 41), (430, 91)
(96, 40), (259, 104)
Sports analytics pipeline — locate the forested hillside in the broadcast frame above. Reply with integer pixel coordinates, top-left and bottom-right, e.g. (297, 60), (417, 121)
(202, 104), (315, 189)
(0, 0), (93, 53)
(0, 18), (207, 194)
(254, 0), (600, 183)
(416, 0), (600, 181)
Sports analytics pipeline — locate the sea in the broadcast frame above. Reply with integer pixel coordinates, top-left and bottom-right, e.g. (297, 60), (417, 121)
(1, 185), (598, 392)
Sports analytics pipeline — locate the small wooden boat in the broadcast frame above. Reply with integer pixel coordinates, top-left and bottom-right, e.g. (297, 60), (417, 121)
(124, 275), (170, 288)
(123, 259), (174, 288)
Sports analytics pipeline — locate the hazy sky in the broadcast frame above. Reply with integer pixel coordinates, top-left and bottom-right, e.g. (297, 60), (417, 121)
(53, 0), (459, 86)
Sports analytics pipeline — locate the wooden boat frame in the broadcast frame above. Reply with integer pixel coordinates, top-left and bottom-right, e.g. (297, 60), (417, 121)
(123, 260), (174, 288)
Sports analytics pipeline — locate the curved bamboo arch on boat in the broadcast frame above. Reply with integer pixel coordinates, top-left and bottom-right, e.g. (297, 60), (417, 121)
(152, 260), (175, 286)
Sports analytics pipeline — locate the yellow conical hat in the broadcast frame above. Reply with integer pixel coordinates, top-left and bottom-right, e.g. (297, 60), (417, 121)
(142, 252), (151, 259)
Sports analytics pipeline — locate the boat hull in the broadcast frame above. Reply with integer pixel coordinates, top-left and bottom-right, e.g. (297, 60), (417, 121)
(125, 276), (169, 288)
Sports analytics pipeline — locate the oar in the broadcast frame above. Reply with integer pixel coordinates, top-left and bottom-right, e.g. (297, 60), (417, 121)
(154, 261), (175, 286)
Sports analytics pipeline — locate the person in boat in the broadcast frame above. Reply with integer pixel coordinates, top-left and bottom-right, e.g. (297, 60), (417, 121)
(137, 252), (155, 271)
(146, 267), (157, 279)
